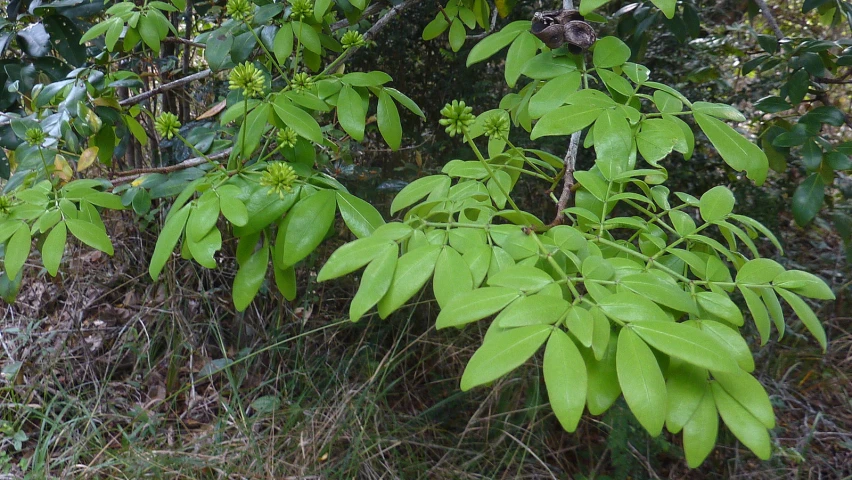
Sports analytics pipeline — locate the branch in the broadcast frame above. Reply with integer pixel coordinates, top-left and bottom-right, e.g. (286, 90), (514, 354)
(119, 69), (212, 107)
(753, 0), (784, 40)
(324, 0), (417, 74)
(549, 0), (580, 227)
(549, 132), (580, 226)
(466, 7), (499, 40)
(162, 36), (205, 49)
(329, 2), (384, 31)
(110, 148), (231, 185)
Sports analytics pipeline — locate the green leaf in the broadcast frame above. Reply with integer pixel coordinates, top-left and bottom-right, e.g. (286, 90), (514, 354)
(496, 294), (569, 328)
(138, 14), (162, 54)
(350, 243), (398, 321)
(791, 174), (824, 226)
(713, 368), (775, 429)
(773, 270), (834, 300)
(653, 90), (683, 113)
(593, 36), (631, 69)
(694, 112), (768, 185)
(337, 85), (366, 141)
(775, 288), (827, 352)
(277, 189), (336, 267)
(583, 338), (621, 414)
(466, 28), (523, 66)
(754, 96), (792, 113)
(291, 21), (321, 54)
(616, 328), (667, 436)
(187, 227), (221, 268)
(636, 118), (682, 164)
(150, 204), (190, 280)
(544, 329), (587, 432)
(218, 192), (248, 227)
(273, 96), (324, 144)
(44, 15), (86, 66)
(377, 245), (442, 318)
(422, 15), (449, 41)
(187, 190), (220, 242)
(66, 218), (114, 255)
(273, 22), (293, 63)
(448, 18), (465, 52)
(630, 321), (738, 373)
(505, 31), (538, 88)
(650, 0), (676, 18)
(619, 273), (698, 314)
(436, 287), (521, 329)
(488, 264), (555, 292)
(683, 387), (718, 468)
(579, 0), (611, 15)
(529, 72), (582, 119)
(593, 109), (633, 179)
(564, 305), (594, 347)
(711, 382), (771, 460)
(41, 221), (66, 276)
(233, 244), (269, 311)
(273, 264), (297, 301)
(596, 291), (669, 323)
(665, 362), (707, 434)
(240, 102), (270, 158)
(317, 236), (395, 281)
(692, 102), (747, 122)
(696, 291), (744, 326)
(336, 191), (384, 238)
(530, 104), (602, 139)
(377, 90), (402, 150)
(699, 185), (735, 223)
(341, 71), (393, 87)
(4, 225), (31, 279)
(739, 286), (771, 345)
(698, 320), (754, 372)
(460, 325), (551, 390)
(736, 258), (785, 284)
(390, 175), (451, 214)
(384, 88), (425, 118)
(433, 247), (473, 309)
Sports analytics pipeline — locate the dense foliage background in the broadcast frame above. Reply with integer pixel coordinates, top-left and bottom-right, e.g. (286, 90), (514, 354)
(0, 0), (849, 477)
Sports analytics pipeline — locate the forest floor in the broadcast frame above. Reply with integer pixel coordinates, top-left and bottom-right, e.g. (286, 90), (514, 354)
(0, 205), (850, 479)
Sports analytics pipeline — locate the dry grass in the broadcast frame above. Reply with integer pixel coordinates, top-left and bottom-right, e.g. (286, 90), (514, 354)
(0, 210), (850, 479)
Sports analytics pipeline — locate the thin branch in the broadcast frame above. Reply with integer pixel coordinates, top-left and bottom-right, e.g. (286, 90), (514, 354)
(162, 36), (205, 49)
(119, 69), (212, 107)
(329, 2), (384, 31)
(549, 0), (579, 226)
(754, 0), (784, 40)
(110, 148), (231, 185)
(466, 7), (499, 40)
(324, 0), (418, 74)
(550, 132), (580, 226)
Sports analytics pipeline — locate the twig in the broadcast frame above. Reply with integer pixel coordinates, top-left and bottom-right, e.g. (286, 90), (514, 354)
(162, 36), (205, 49)
(754, 0), (784, 40)
(119, 69), (213, 107)
(466, 7), (499, 40)
(550, 132), (580, 226)
(329, 2), (384, 31)
(323, 0), (417, 74)
(110, 148), (231, 185)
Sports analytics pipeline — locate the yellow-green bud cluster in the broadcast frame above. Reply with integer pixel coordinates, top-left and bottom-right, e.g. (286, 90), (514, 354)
(277, 128), (299, 149)
(483, 114), (510, 140)
(226, 0), (253, 21)
(260, 162), (298, 198)
(0, 195), (13, 216)
(290, 0), (313, 20)
(154, 113), (181, 140)
(25, 127), (47, 146)
(229, 62), (266, 98)
(291, 72), (313, 92)
(341, 30), (366, 49)
(438, 100), (475, 138)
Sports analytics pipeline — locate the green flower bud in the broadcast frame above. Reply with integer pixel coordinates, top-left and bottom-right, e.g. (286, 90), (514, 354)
(438, 100), (476, 138)
(0, 195), (14, 216)
(341, 30), (366, 49)
(290, 0), (313, 20)
(277, 128), (299, 149)
(483, 113), (510, 140)
(260, 162), (298, 198)
(154, 112), (181, 140)
(229, 62), (266, 98)
(291, 72), (314, 92)
(226, 0), (253, 21)
(25, 127), (47, 146)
